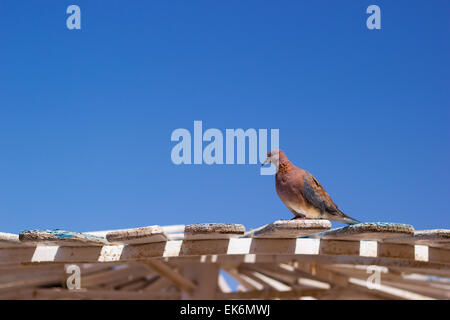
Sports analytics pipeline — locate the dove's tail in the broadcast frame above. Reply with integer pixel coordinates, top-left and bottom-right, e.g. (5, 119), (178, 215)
(335, 211), (361, 225)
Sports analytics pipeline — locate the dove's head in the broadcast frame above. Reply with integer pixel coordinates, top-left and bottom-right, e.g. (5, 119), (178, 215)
(261, 149), (286, 167)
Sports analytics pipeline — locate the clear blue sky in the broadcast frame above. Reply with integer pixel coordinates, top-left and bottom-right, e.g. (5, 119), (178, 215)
(0, 1), (448, 234)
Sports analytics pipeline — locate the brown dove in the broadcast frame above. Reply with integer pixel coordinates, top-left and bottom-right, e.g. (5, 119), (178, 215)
(262, 149), (360, 225)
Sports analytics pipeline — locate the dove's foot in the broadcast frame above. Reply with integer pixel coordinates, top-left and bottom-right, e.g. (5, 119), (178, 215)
(291, 216), (307, 220)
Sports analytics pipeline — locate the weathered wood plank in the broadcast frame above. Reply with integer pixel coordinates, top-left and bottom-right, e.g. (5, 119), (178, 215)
(317, 286), (389, 300)
(294, 263), (431, 300)
(348, 277), (435, 300)
(216, 288), (325, 299)
(169, 254), (450, 276)
(117, 275), (158, 291)
(239, 269), (292, 291)
(223, 268), (265, 291)
(141, 276), (172, 292)
(244, 220), (331, 239)
(141, 260), (196, 293)
(324, 265), (450, 299)
(244, 264), (304, 286)
(19, 230), (108, 246)
(1, 238), (449, 270)
(0, 274), (63, 293)
(0, 265), (64, 294)
(105, 225), (167, 244)
(181, 263), (220, 299)
(317, 222), (414, 241)
(387, 229), (450, 248)
(4, 287), (323, 300)
(80, 264), (150, 289)
(294, 263), (349, 287)
(184, 223), (245, 240)
(1, 288), (181, 300)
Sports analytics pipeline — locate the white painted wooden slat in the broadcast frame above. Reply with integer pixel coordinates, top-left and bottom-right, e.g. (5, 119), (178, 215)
(161, 225), (185, 234)
(348, 277), (435, 300)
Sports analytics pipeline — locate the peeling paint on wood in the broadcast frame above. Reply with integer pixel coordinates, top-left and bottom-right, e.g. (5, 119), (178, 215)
(19, 230), (108, 246)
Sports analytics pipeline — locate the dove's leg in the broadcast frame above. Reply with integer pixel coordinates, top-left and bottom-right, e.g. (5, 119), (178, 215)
(288, 207), (306, 220)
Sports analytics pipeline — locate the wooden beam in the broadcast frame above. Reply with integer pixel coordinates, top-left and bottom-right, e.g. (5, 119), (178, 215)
(239, 269), (292, 291)
(105, 226), (167, 245)
(236, 269), (276, 290)
(80, 264), (151, 289)
(324, 265), (450, 299)
(0, 273), (63, 293)
(19, 230), (107, 246)
(223, 268), (264, 291)
(292, 255), (450, 275)
(184, 223), (245, 240)
(317, 286), (389, 300)
(87, 225), (184, 239)
(243, 264), (302, 286)
(115, 274), (159, 291)
(244, 220), (331, 238)
(239, 263), (333, 291)
(294, 263), (349, 287)
(317, 223), (414, 241)
(386, 229), (450, 248)
(378, 278), (448, 300)
(141, 276), (172, 292)
(141, 260), (196, 293)
(347, 277), (434, 300)
(0, 264), (62, 283)
(181, 263), (220, 299)
(295, 263), (413, 300)
(297, 263), (435, 300)
(216, 288), (325, 299)
(1, 288), (180, 300)
(2, 239), (448, 271)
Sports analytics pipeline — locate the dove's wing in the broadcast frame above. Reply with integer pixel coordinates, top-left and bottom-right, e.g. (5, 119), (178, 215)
(301, 172), (340, 215)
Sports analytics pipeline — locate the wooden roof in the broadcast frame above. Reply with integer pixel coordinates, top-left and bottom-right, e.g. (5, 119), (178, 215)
(0, 220), (449, 300)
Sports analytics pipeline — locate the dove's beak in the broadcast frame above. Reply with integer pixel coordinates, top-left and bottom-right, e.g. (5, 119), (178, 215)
(261, 159), (269, 166)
